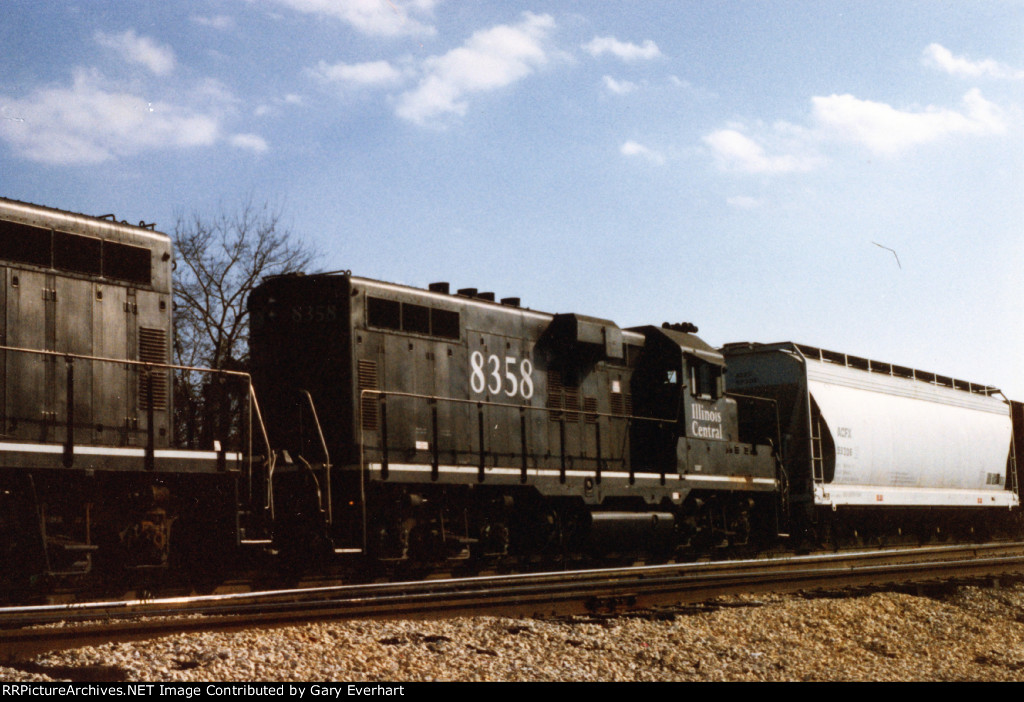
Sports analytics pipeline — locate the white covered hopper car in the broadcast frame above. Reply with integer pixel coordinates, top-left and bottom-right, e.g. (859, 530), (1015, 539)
(722, 342), (1019, 543)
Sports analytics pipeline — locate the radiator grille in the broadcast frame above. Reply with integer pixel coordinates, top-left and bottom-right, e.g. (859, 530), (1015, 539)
(547, 370), (585, 422)
(564, 387), (580, 423)
(358, 359), (379, 430)
(138, 327), (168, 410)
(610, 392), (632, 417)
(546, 370), (563, 420)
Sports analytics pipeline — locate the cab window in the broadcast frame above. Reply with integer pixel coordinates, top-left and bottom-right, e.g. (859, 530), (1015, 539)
(689, 361), (720, 400)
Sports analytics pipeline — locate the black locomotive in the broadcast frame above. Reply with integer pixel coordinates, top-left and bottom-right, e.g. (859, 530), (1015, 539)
(249, 273), (784, 563)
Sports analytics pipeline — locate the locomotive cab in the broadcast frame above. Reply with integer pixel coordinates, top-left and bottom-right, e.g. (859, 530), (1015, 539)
(626, 324), (783, 547)
(629, 324), (747, 466)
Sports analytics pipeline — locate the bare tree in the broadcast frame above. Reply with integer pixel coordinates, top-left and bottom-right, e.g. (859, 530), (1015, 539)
(171, 198), (316, 447)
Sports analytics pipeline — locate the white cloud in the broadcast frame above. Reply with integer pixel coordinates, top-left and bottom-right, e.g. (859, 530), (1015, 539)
(94, 30), (176, 76)
(704, 128), (820, 174)
(705, 88), (1008, 174)
(922, 43), (1024, 80)
(0, 69), (221, 164)
(266, 0), (436, 37)
(620, 140), (665, 165)
(194, 77), (240, 107)
(583, 36), (661, 61)
(310, 60), (406, 88)
(255, 93), (305, 117)
(191, 15), (235, 30)
(726, 195), (764, 209)
(230, 133), (269, 152)
(396, 13), (555, 125)
(812, 89), (1006, 155)
(603, 76), (637, 95)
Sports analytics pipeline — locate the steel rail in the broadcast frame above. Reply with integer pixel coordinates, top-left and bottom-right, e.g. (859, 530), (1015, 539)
(3, 542), (1024, 663)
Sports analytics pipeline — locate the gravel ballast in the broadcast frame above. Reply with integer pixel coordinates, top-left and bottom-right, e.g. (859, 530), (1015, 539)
(5, 584), (1024, 682)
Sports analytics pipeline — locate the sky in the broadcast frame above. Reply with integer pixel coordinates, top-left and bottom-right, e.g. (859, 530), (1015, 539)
(1, 1), (1022, 397)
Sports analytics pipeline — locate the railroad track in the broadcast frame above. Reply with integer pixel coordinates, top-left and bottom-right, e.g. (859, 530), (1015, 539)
(4, 541), (1024, 663)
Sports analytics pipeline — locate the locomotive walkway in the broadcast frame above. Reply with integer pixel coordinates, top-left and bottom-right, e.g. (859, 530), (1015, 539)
(3, 541), (1024, 663)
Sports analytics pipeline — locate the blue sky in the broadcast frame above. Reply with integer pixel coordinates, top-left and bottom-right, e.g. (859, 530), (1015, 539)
(2, 1), (1023, 396)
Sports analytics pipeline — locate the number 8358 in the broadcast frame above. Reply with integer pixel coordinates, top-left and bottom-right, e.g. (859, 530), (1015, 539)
(469, 351), (534, 399)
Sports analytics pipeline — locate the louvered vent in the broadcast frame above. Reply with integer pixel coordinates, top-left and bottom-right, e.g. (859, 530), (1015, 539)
(584, 396), (598, 424)
(546, 370), (563, 420)
(546, 371), (585, 422)
(138, 327), (168, 410)
(610, 392), (632, 417)
(564, 387), (580, 423)
(358, 359), (379, 430)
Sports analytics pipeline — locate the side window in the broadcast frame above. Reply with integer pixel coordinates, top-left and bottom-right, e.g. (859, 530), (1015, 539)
(367, 297), (401, 330)
(366, 296), (461, 340)
(401, 302), (430, 334)
(0, 221), (153, 285)
(431, 308), (460, 339)
(105, 240), (152, 284)
(689, 361), (720, 400)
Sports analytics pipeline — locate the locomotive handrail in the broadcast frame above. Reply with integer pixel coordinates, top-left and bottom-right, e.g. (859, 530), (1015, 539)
(0, 343), (253, 378)
(297, 389), (332, 526)
(725, 391), (790, 529)
(248, 384), (275, 518)
(724, 392), (783, 447)
(358, 387), (687, 488)
(0, 342), (274, 484)
(356, 388), (781, 489)
(358, 388), (678, 424)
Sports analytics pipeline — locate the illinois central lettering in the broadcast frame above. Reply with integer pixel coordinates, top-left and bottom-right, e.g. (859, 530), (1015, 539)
(690, 403), (723, 439)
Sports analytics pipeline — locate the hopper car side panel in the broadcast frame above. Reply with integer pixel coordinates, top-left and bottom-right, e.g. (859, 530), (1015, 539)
(723, 342), (1018, 512)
